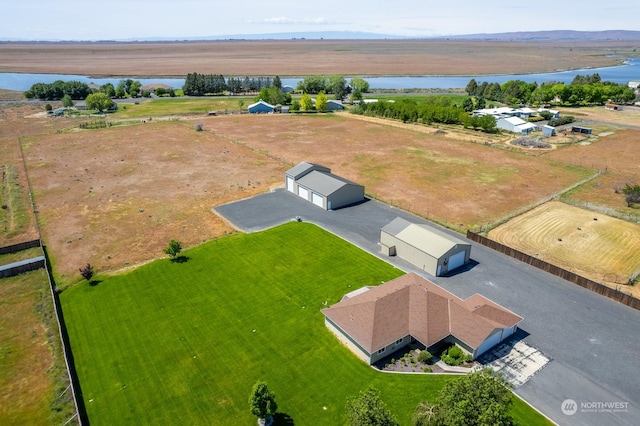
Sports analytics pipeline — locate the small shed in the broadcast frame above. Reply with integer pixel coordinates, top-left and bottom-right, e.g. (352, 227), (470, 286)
(542, 125), (556, 137)
(380, 217), (471, 277)
(284, 162), (364, 210)
(571, 126), (592, 134)
(248, 99), (275, 114)
(605, 103), (621, 111)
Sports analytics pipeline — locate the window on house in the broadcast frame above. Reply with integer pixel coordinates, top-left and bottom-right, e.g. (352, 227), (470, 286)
(377, 347), (386, 355)
(395, 338), (403, 346)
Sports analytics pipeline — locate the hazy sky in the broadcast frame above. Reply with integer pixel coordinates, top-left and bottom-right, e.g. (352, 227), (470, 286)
(1, 0), (637, 40)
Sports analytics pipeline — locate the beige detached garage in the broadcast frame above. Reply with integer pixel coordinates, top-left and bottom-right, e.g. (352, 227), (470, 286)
(380, 217), (471, 276)
(284, 162), (365, 210)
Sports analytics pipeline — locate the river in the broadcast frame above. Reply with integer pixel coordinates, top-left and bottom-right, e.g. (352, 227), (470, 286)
(1, 58), (638, 91)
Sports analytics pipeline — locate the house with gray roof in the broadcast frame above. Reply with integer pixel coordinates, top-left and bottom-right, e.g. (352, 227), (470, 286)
(322, 273), (522, 364)
(380, 217), (471, 277)
(284, 162), (364, 210)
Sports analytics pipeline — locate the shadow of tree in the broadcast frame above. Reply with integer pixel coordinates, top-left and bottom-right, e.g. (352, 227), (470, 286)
(89, 279), (102, 287)
(170, 255), (190, 264)
(273, 412), (295, 425)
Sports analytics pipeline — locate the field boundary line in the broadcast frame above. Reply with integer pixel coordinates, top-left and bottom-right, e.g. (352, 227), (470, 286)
(478, 170), (602, 233)
(17, 135), (84, 425)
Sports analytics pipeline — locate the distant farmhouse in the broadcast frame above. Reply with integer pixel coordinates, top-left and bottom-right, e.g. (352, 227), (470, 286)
(322, 273), (522, 365)
(380, 217), (471, 277)
(473, 106), (559, 134)
(284, 162), (365, 210)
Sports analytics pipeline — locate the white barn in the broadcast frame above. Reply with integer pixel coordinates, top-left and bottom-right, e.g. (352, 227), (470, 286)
(284, 162), (365, 210)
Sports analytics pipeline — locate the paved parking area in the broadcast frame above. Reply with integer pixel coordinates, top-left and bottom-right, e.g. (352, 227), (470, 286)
(215, 188), (640, 425)
(477, 337), (551, 388)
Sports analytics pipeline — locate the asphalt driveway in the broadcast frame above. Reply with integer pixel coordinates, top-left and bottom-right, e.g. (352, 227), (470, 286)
(215, 188), (640, 425)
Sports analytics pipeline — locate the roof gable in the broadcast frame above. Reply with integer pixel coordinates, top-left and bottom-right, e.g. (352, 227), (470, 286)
(382, 217), (469, 257)
(322, 273), (521, 354)
(297, 170), (361, 196)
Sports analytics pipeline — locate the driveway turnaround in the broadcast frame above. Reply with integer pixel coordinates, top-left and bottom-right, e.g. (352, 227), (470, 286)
(215, 188), (640, 426)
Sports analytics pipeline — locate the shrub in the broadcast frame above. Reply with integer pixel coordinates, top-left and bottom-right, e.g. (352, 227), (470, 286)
(464, 354), (473, 363)
(45, 103), (53, 111)
(422, 367), (432, 373)
(548, 116), (574, 127)
(418, 350), (433, 364)
(441, 355), (461, 366)
(448, 345), (463, 360)
(195, 123), (204, 132)
(390, 358), (395, 364)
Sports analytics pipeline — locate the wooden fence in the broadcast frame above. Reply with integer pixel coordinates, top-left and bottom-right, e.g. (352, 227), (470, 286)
(466, 231), (640, 310)
(0, 239), (41, 255)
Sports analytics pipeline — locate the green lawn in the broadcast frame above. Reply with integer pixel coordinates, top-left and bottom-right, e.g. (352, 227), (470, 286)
(113, 97), (253, 118)
(60, 222), (550, 425)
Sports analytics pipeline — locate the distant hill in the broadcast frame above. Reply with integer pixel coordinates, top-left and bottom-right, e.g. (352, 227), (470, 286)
(121, 31), (406, 42)
(447, 30), (640, 41)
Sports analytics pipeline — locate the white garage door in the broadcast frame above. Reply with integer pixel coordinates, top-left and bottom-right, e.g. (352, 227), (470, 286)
(298, 186), (309, 200)
(286, 176), (295, 192)
(476, 330), (503, 358)
(312, 192), (324, 208)
(448, 250), (466, 271)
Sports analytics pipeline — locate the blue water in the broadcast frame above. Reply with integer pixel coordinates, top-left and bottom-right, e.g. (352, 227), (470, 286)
(1, 58), (638, 91)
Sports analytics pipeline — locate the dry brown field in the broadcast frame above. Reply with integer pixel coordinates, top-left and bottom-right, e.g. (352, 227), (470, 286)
(488, 201), (640, 295)
(200, 113), (592, 227)
(10, 109), (594, 283)
(20, 120), (285, 281)
(1, 40), (637, 77)
(559, 105), (640, 128)
(543, 128), (640, 217)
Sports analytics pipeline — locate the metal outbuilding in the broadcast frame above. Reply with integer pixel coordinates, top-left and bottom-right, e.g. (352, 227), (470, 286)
(284, 162), (365, 210)
(380, 217), (471, 276)
(542, 125), (556, 137)
(247, 99), (275, 114)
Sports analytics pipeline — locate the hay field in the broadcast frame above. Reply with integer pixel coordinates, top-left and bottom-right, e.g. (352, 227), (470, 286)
(0, 39), (635, 77)
(20, 120), (285, 281)
(489, 201), (640, 292)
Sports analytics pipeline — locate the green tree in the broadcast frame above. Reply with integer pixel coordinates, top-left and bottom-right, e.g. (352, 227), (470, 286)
(61, 94), (74, 108)
(350, 77), (370, 93)
(435, 368), (513, 426)
(623, 183), (640, 207)
(465, 78), (478, 96)
(351, 87), (363, 103)
(115, 82), (126, 98)
(300, 93), (313, 111)
(273, 75), (282, 89)
(327, 75), (348, 100)
(100, 82), (116, 98)
(316, 92), (328, 112)
(346, 386), (398, 426)
(163, 239), (182, 259)
(462, 97), (474, 112)
(248, 381), (278, 421)
(79, 263), (94, 282)
(297, 75), (327, 94)
(85, 92), (114, 112)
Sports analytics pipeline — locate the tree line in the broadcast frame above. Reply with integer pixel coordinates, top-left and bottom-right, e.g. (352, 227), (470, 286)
(25, 78), (145, 101)
(182, 73), (277, 96)
(466, 73), (636, 107)
(353, 98), (497, 132)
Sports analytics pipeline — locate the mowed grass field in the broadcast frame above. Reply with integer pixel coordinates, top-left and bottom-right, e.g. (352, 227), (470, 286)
(60, 223), (549, 425)
(489, 201), (640, 289)
(114, 97), (253, 119)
